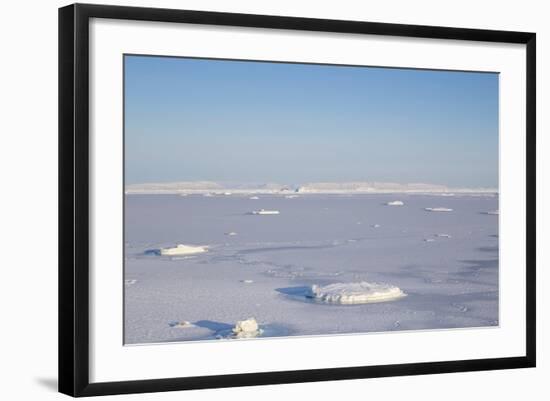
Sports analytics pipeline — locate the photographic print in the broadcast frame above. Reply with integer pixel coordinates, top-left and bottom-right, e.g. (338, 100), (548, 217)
(123, 55), (499, 344)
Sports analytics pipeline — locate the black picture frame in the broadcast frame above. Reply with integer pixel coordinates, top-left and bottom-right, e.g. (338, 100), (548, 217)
(59, 3), (536, 397)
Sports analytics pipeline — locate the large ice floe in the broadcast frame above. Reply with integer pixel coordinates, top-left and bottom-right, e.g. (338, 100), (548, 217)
(386, 200), (404, 206)
(425, 207), (453, 212)
(307, 282), (406, 304)
(160, 244), (208, 256)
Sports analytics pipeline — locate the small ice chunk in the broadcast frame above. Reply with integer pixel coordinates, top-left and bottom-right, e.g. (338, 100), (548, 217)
(223, 192), (232, 195)
(451, 303), (469, 312)
(160, 244), (208, 256)
(424, 238), (435, 242)
(240, 279), (254, 284)
(225, 231), (238, 236)
(232, 318), (261, 338)
(372, 224), (381, 228)
(425, 207), (453, 212)
(171, 320), (194, 328)
(485, 210), (499, 215)
(249, 196), (260, 200)
(307, 282), (406, 304)
(285, 195), (299, 199)
(386, 200), (404, 206)
(124, 279), (137, 286)
(436, 233), (452, 238)
(252, 209), (280, 215)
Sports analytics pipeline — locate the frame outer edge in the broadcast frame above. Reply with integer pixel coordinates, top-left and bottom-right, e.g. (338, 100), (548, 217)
(74, 2), (92, 396)
(58, 4), (77, 397)
(72, 3), (534, 42)
(59, 3), (93, 397)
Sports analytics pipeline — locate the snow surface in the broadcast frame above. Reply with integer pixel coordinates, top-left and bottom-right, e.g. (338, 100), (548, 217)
(124, 194), (499, 344)
(307, 282), (406, 304)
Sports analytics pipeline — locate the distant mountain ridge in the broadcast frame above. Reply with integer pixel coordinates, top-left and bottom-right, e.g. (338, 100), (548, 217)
(125, 181), (497, 195)
(297, 181), (448, 193)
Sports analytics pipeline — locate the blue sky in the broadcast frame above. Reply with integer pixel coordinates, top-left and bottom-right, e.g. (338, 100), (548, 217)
(124, 55), (498, 187)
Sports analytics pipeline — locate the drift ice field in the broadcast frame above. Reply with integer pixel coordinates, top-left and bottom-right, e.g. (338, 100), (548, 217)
(124, 193), (499, 344)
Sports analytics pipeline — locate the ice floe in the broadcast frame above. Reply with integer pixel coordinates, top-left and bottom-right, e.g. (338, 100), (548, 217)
(386, 200), (404, 206)
(372, 224), (381, 228)
(252, 209), (280, 215)
(249, 196), (260, 200)
(425, 207), (453, 212)
(232, 318), (262, 338)
(307, 282), (406, 304)
(240, 279), (254, 284)
(484, 210), (499, 215)
(225, 231), (238, 236)
(160, 244), (208, 256)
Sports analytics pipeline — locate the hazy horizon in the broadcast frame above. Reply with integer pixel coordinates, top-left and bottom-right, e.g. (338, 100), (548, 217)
(125, 55), (499, 187)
